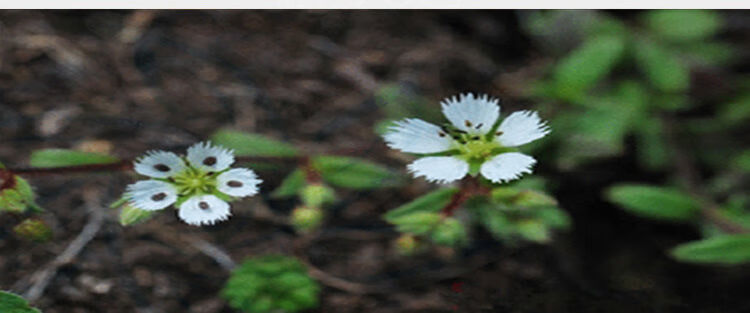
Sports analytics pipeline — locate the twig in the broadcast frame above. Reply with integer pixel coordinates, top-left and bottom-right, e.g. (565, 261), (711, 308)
(663, 117), (748, 234)
(21, 189), (106, 302)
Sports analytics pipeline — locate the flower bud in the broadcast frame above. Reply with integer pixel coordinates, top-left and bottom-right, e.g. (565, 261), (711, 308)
(394, 234), (423, 256)
(119, 203), (155, 226)
(291, 206), (324, 232)
(299, 184), (336, 208)
(13, 218), (52, 242)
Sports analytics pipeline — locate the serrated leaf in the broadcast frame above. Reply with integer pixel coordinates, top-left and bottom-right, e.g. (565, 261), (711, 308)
(384, 188), (459, 222)
(210, 129), (298, 157)
(29, 149), (119, 168)
(644, 10), (722, 42)
(671, 234), (750, 265)
(551, 34), (626, 102)
(311, 155), (403, 189)
(635, 39), (690, 92)
(271, 169), (306, 198)
(0, 291), (42, 313)
(606, 184), (701, 222)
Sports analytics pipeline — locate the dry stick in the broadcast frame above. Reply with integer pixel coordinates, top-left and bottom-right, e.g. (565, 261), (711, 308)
(22, 189), (106, 302)
(663, 118), (749, 234)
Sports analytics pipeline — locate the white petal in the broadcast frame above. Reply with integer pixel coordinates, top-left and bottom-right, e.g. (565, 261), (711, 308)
(133, 151), (186, 178)
(383, 118), (455, 154)
(178, 195), (231, 226)
(441, 93), (500, 135)
(126, 180), (178, 211)
(407, 156), (469, 184)
(186, 141), (235, 172)
(496, 110), (550, 147)
(217, 168), (262, 197)
(480, 152), (536, 183)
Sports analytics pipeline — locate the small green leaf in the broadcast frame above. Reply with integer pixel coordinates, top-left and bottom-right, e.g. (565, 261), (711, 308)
(271, 169), (306, 199)
(13, 219), (52, 242)
(1, 175), (40, 213)
(210, 129), (299, 157)
(644, 10), (722, 42)
(606, 184), (701, 222)
(29, 149), (119, 168)
(384, 188), (459, 222)
(635, 39), (690, 92)
(517, 219), (550, 243)
(533, 207), (572, 230)
(0, 291), (42, 313)
(431, 218), (469, 247)
(671, 234), (750, 265)
(552, 34), (626, 101)
(119, 204), (155, 226)
(311, 155), (403, 189)
(733, 150), (750, 173)
(390, 212), (443, 235)
(492, 187), (558, 208)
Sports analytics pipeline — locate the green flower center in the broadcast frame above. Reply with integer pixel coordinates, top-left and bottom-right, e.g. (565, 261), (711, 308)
(172, 167), (215, 196)
(458, 139), (500, 161)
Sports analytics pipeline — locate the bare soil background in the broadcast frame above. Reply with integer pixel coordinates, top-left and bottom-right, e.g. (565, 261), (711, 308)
(1, 10), (749, 313)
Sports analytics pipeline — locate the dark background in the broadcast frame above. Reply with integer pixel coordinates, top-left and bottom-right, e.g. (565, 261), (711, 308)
(1, 10), (749, 313)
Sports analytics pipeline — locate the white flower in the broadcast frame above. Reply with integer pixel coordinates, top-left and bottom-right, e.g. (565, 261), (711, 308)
(178, 194), (231, 226)
(383, 92), (549, 184)
(126, 180), (178, 211)
(133, 151), (186, 178)
(216, 168), (262, 197)
(186, 141), (235, 172)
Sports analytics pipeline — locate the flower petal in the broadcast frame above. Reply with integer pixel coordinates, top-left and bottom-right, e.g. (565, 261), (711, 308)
(186, 141), (235, 172)
(496, 110), (550, 147)
(480, 152), (536, 183)
(217, 168), (262, 197)
(441, 93), (500, 135)
(126, 180), (178, 211)
(133, 151), (186, 178)
(178, 194), (231, 226)
(407, 156), (469, 184)
(383, 118), (455, 154)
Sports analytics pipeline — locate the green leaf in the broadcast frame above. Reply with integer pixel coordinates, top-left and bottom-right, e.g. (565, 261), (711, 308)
(606, 184), (701, 222)
(533, 207), (572, 230)
(551, 34), (626, 102)
(634, 39), (690, 92)
(311, 155), (403, 190)
(119, 204), (155, 226)
(644, 10), (722, 42)
(271, 169), (306, 198)
(717, 92), (750, 127)
(683, 41), (735, 67)
(210, 129), (299, 157)
(29, 149), (119, 168)
(733, 150), (750, 173)
(0, 291), (42, 313)
(1, 176), (40, 213)
(671, 234), (750, 265)
(491, 187), (558, 208)
(390, 212), (443, 235)
(431, 218), (469, 247)
(635, 117), (670, 169)
(517, 219), (551, 243)
(384, 188), (459, 222)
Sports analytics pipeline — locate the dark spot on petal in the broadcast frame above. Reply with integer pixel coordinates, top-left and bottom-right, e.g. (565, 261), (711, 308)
(472, 136), (480, 140)
(154, 164), (170, 172)
(151, 193), (167, 201)
(495, 131), (503, 136)
(227, 180), (243, 187)
(203, 157), (217, 166)
(464, 120), (472, 127)
(475, 123), (483, 129)
(438, 132), (446, 137)
(199, 201), (210, 210)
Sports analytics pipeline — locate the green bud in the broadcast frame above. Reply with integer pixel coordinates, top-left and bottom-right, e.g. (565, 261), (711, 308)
(299, 183), (336, 208)
(291, 206), (324, 232)
(431, 218), (468, 247)
(119, 203), (155, 226)
(13, 218), (52, 242)
(394, 234), (423, 256)
(0, 173), (40, 213)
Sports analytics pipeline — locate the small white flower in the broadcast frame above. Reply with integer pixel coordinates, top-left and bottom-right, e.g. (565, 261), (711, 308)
(217, 168), (262, 197)
(133, 151), (186, 178)
(383, 93), (549, 184)
(186, 141), (235, 172)
(407, 156), (469, 184)
(178, 194), (231, 226)
(126, 180), (178, 211)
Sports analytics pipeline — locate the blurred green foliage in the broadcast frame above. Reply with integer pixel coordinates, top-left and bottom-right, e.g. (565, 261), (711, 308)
(29, 149), (119, 168)
(0, 291), (41, 313)
(222, 255), (320, 313)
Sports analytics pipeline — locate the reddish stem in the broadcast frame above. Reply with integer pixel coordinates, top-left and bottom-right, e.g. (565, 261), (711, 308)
(441, 177), (490, 217)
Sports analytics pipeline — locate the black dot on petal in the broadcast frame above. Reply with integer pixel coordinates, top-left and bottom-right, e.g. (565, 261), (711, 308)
(203, 157), (217, 166)
(151, 193), (167, 201)
(199, 201), (210, 210)
(154, 164), (170, 172)
(464, 120), (473, 127)
(227, 180), (243, 187)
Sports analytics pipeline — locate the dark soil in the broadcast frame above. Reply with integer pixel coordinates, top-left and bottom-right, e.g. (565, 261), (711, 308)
(1, 10), (749, 313)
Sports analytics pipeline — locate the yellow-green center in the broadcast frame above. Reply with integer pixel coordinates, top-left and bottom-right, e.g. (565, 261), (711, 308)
(172, 167), (215, 196)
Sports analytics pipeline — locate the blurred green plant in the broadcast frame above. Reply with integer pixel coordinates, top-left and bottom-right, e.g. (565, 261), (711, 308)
(0, 291), (41, 313)
(222, 255), (320, 313)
